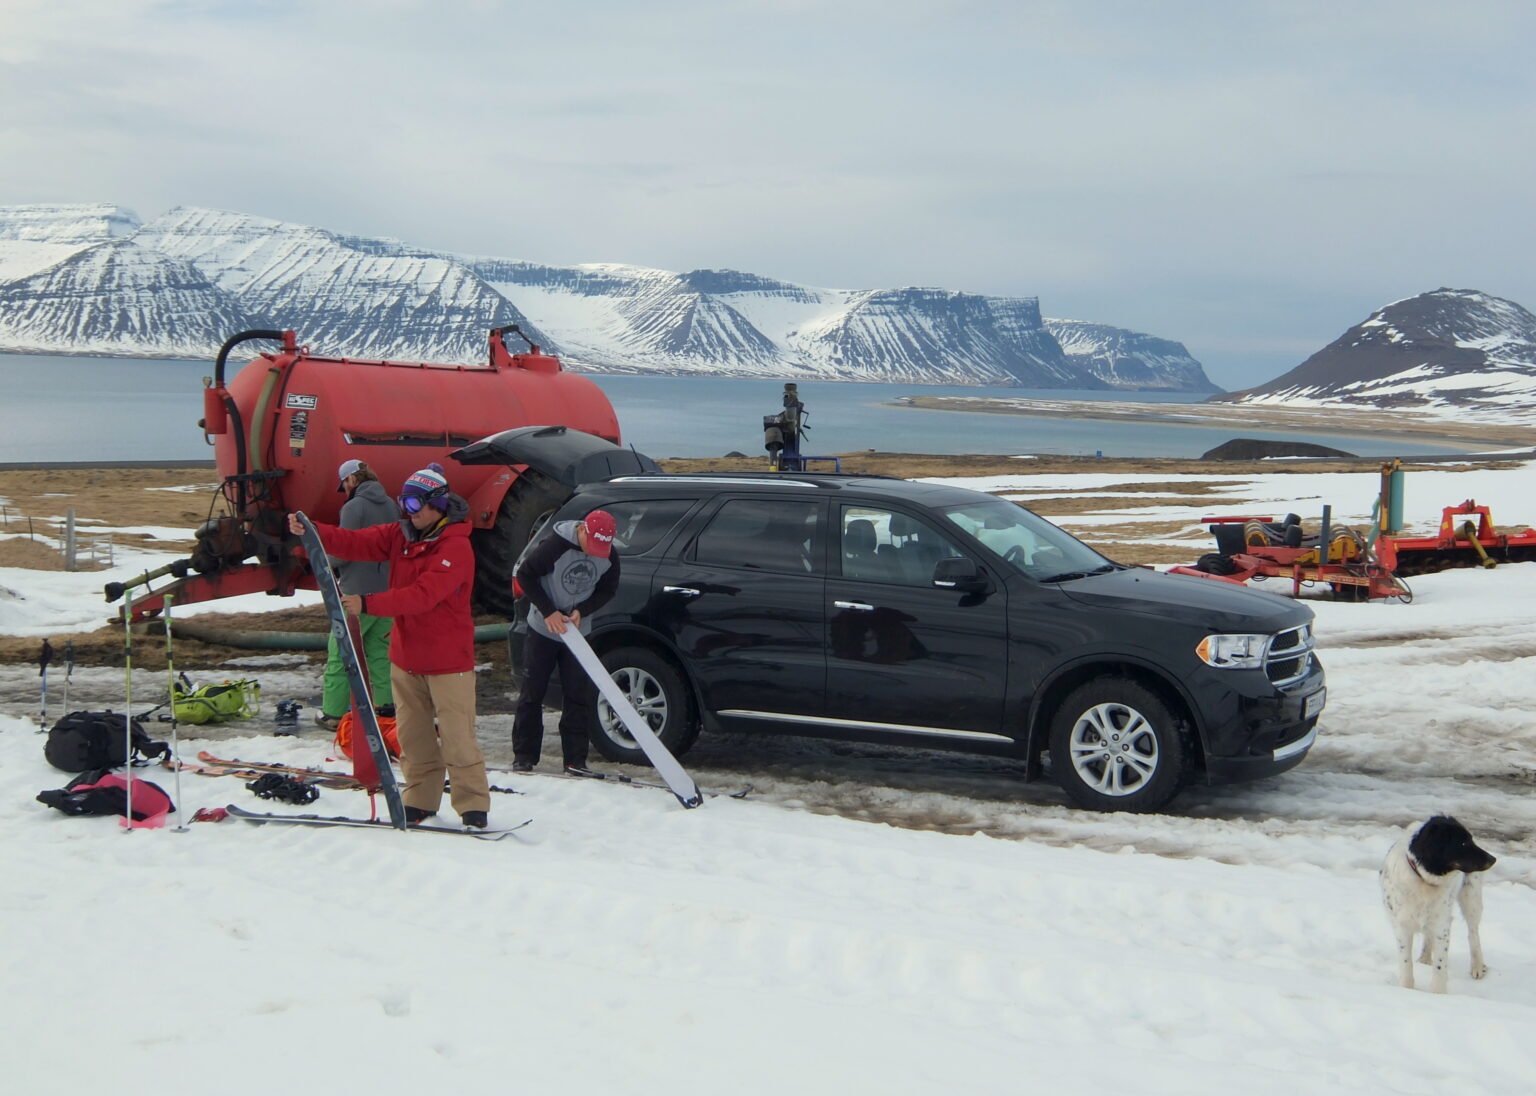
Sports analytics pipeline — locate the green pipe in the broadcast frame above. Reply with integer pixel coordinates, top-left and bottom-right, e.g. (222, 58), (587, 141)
(247, 366), (281, 475)
(170, 618), (511, 651)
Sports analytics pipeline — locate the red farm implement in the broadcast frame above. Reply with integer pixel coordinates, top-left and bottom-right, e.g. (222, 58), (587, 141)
(105, 326), (628, 624)
(1170, 461), (1536, 602)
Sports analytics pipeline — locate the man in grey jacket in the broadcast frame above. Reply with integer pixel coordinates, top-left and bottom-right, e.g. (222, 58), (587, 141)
(511, 509), (619, 772)
(317, 459), (395, 729)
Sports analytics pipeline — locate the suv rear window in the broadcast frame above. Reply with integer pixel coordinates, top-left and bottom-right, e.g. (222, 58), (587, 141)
(694, 498), (819, 573)
(603, 498), (697, 557)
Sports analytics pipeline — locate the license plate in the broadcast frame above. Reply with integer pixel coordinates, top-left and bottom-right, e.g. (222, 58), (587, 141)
(1304, 689), (1326, 719)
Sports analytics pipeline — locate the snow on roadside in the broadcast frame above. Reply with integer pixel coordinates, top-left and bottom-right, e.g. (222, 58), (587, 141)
(927, 462), (1536, 535)
(0, 551), (321, 636)
(5, 716), (1536, 1095)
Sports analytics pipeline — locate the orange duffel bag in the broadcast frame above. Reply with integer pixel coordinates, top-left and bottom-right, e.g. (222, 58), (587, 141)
(334, 710), (401, 760)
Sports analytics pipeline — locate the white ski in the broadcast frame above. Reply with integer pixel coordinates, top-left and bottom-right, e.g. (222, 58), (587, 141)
(559, 629), (703, 808)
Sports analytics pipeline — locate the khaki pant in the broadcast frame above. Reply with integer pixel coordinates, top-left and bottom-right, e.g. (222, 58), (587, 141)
(389, 666), (490, 817)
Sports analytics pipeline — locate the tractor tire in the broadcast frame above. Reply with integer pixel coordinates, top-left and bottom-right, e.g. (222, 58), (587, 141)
(471, 468), (569, 617)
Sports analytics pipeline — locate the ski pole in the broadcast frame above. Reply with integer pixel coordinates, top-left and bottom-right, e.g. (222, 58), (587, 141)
(163, 593), (186, 831)
(61, 640), (74, 715)
(38, 639), (54, 732)
(121, 606), (134, 833)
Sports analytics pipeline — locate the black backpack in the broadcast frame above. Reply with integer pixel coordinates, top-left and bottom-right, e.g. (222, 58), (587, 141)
(44, 710), (170, 773)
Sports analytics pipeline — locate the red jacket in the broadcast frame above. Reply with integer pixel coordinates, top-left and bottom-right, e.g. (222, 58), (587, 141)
(311, 518), (476, 675)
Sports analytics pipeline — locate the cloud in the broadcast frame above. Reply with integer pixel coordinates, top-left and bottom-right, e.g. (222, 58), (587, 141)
(3, 0), (1535, 389)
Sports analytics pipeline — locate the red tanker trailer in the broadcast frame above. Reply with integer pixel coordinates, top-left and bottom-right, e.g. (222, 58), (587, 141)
(116, 326), (651, 623)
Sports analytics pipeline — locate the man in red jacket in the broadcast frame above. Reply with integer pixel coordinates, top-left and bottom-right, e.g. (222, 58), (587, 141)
(289, 465), (491, 829)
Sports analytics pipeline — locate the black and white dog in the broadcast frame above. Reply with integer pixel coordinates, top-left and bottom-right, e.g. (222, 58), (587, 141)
(1380, 815), (1496, 992)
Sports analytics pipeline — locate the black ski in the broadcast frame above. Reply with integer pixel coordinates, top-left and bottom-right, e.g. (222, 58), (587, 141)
(295, 512), (406, 829)
(186, 752), (523, 796)
(226, 804), (530, 841)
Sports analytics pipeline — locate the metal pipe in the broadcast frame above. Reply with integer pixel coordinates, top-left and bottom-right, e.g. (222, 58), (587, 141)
(1460, 521), (1497, 568)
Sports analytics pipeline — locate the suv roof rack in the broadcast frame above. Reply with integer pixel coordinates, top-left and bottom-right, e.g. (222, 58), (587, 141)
(604, 471), (903, 490)
(607, 473), (827, 489)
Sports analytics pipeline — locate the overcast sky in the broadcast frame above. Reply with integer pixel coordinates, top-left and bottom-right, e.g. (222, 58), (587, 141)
(5, 0), (1534, 389)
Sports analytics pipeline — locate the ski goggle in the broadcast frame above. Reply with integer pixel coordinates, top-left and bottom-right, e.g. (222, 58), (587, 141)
(398, 494), (437, 515)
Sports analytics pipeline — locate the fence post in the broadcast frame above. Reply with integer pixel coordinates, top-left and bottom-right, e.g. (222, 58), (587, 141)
(64, 509), (78, 572)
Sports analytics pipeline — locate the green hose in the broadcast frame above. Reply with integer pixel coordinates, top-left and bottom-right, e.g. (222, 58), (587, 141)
(247, 367), (281, 475)
(169, 618), (511, 650)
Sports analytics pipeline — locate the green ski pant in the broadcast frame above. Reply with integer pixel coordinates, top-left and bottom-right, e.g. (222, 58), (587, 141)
(321, 612), (394, 716)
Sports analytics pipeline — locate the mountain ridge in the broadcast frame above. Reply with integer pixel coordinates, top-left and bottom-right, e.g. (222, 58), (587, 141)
(0, 202), (1219, 391)
(1212, 288), (1536, 422)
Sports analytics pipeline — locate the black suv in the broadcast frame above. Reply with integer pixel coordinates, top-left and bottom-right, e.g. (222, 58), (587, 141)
(458, 427), (1327, 813)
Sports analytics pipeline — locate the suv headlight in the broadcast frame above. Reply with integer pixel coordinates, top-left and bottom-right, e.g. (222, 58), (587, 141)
(1196, 633), (1270, 670)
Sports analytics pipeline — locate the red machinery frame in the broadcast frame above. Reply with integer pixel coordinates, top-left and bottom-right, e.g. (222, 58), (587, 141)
(1170, 499), (1536, 601)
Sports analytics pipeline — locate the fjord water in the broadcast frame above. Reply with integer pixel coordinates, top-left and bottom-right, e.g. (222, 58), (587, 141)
(0, 352), (1465, 464)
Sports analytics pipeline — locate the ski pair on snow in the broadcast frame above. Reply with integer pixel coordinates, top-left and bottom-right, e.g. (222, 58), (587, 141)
(224, 803), (530, 840)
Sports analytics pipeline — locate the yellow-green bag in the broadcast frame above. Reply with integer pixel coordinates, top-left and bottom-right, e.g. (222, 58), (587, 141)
(172, 675), (261, 724)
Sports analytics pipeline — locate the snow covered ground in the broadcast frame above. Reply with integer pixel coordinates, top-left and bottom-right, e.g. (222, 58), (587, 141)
(5, 461), (1536, 1094)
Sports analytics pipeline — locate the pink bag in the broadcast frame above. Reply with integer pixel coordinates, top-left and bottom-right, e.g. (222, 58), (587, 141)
(37, 770), (174, 829)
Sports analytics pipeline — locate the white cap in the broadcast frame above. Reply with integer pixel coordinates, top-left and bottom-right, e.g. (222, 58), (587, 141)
(336, 458), (364, 492)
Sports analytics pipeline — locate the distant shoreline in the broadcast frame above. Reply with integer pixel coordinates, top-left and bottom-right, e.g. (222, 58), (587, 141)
(0, 459), (216, 471)
(889, 395), (1536, 453)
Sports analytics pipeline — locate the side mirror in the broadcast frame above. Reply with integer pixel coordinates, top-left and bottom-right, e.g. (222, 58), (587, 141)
(932, 556), (988, 592)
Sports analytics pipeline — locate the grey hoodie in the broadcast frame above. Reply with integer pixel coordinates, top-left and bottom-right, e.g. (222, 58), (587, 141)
(331, 478), (395, 596)
(517, 519), (620, 638)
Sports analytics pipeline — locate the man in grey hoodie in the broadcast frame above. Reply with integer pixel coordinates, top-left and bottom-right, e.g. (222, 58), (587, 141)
(317, 459), (395, 729)
(512, 509), (619, 772)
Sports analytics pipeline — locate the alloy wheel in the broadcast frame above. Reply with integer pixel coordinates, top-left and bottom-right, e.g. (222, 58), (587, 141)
(598, 664), (669, 744)
(1066, 701), (1160, 797)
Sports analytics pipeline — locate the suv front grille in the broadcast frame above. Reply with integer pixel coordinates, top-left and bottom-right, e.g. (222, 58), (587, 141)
(1265, 624), (1314, 687)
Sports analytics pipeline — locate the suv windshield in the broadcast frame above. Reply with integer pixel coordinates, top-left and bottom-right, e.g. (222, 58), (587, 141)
(940, 498), (1117, 582)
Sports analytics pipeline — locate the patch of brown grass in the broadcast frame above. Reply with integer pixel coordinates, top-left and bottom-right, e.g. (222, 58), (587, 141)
(0, 536), (70, 570)
(0, 467), (222, 541)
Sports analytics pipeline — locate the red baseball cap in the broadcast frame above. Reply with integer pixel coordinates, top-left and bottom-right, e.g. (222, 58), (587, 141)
(583, 510), (616, 557)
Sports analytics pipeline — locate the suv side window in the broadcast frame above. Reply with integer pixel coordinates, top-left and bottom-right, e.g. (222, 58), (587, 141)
(840, 505), (965, 586)
(602, 498), (697, 557)
(694, 498), (820, 574)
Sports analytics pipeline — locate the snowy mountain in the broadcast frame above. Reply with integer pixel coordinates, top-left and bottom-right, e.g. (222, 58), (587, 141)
(1046, 318), (1220, 393)
(130, 207), (550, 363)
(0, 203), (1219, 390)
(1213, 288), (1536, 421)
(0, 237), (256, 358)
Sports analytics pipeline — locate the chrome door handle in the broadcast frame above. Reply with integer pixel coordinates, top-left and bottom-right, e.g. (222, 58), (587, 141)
(663, 586), (701, 598)
(834, 600), (874, 611)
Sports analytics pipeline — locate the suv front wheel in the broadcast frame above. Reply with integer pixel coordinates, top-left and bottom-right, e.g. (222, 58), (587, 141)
(591, 646), (698, 764)
(1048, 678), (1188, 813)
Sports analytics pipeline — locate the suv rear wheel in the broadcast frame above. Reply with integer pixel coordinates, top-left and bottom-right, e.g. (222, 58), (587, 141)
(1048, 678), (1188, 812)
(591, 646), (698, 764)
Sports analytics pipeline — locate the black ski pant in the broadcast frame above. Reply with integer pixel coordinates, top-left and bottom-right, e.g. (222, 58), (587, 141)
(512, 629), (593, 768)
